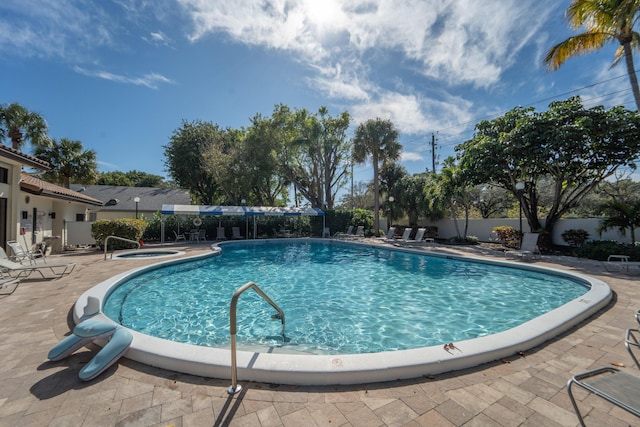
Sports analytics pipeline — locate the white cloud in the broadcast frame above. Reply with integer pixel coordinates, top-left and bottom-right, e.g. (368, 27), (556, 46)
(73, 66), (174, 89)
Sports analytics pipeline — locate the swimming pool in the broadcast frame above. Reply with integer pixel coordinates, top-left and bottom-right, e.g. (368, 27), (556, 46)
(75, 239), (611, 385)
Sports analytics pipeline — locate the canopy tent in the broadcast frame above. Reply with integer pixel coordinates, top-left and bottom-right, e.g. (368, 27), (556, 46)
(160, 204), (325, 242)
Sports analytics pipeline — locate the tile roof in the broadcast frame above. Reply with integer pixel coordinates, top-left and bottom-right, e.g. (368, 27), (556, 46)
(20, 173), (103, 206)
(0, 143), (50, 169)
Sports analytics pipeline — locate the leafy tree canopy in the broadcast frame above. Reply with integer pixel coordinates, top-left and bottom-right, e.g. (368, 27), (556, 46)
(456, 96), (640, 236)
(97, 170), (168, 187)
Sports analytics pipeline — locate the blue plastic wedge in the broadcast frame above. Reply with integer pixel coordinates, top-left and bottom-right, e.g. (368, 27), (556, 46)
(73, 319), (117, 339)
(47, 334), (92, 361)
(79, 327), (133, 381)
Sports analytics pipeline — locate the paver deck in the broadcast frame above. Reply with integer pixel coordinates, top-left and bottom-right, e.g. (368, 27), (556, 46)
(0, 241), (638, 426)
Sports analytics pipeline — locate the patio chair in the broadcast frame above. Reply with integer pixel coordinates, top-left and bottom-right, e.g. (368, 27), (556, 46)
(505, 233), (540, 260)
(7, 240), (45, 265)
(333, 225), (354, 239)
(0, 277), (20, 295)
(398, 228), (412, 241)
(383, 226), (396, 240)
(354, 225), (365, 237)
(322, 227), (331, 238)
(567, 367), (640, 426)
(173, 231), (186, 242)
(0, 248), (75, 279)
(216, 227), (226, 240)
(232, 227), (244, 240)
(198, 229), (206, 242)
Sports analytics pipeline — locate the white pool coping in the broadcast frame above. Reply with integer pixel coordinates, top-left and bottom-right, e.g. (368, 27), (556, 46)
(74, 239), (612, 385)
(111, 249), (185, 260)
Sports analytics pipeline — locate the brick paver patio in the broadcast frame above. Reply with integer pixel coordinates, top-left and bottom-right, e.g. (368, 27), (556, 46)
(0, 241), (637, 426)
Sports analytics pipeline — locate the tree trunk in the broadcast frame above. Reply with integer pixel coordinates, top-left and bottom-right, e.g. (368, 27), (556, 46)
(373, 152), (380, 237)
(623, 42), (640, 110)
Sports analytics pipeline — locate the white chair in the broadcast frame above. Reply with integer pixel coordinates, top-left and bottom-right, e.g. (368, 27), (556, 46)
(173, 231), (186, 242)
(7, 240), (45, 264)
(505, 233), (540, 260)
(399, 228), (411, 241)
(0, 247), (74, 279)
(216, 227), (226, 240)
(383, 226), (396, 240)
(198, 229), (206, 242)
(354, 226), (364, 237)
(322, 227), (331, 238)
(232, 227), (243, 240)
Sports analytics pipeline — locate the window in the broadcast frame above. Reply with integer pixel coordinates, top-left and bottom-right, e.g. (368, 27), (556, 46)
(0, 167), (7, 184)
(75, 214), (85, 222)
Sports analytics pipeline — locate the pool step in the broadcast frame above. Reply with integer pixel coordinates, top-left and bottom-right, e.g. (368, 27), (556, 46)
(48, 319), (132, 381)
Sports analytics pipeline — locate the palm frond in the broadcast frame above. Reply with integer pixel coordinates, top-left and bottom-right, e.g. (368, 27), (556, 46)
(544, 32), (610, 70)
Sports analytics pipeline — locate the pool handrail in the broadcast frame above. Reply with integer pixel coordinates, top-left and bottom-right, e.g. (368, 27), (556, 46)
(103, 236), (141, 260)
(228, 281), (285, 395)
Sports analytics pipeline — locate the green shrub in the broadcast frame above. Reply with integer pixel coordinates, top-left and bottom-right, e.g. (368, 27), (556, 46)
(92, 218), (147, 250)
(492, 226), (520, 248)
(574, 240), (640, 261)
(561, 229), (590, 247)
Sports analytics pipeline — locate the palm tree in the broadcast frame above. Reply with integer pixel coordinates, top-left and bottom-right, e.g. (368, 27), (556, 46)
(0, 103), (50, 150)
(352, 118), (401, 236)
(598, 199), (640, 244)
(544, 0), (640, 110)
(34, 138), (98, 188)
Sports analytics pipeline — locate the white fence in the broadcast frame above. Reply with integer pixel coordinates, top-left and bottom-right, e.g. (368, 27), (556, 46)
(421, 217), (636, 246)
(65, 221), (94, 246)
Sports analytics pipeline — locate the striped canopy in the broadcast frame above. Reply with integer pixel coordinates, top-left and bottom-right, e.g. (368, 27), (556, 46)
(161, 204), (324, 217)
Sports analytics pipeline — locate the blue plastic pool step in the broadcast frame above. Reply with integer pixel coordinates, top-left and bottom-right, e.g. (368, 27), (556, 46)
(47, 319), (132, 380)
(79, 327), (133, 381)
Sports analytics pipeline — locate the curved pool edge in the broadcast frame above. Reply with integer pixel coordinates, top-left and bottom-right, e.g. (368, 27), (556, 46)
(73, 239), (612, 385)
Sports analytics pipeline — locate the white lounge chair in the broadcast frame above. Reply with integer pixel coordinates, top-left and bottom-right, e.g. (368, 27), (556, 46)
(232, 227), (243, 240)
(354, 225), (365, 237)
(173, 231), (186, 242)
(0, 248), (75, 279)
(0, 277), (20, 295)
(322, 227), (331, 238)
(333, 225), (354, 239)
(383, 226), (396, 240)
(216, 227), (226, 240)
(7, 240), (45, 264)
(398, 228), (411, 241)
(505, 233), (540, 260)
(396, 228), (428, 245)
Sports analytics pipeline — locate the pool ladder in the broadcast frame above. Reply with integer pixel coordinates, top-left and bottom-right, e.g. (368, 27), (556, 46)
(103, 236), (140, 260)
(228, 281), (285, 395)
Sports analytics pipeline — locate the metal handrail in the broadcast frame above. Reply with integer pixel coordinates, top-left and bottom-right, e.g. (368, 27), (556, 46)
(228, 281), (285, 395)
(103, 236), (141, 260)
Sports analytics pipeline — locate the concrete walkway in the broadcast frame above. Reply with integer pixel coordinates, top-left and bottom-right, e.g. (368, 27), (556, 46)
(0, 241), (638, 426)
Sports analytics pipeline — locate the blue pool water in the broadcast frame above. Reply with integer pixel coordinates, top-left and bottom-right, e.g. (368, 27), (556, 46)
(103, 241), (589, 355)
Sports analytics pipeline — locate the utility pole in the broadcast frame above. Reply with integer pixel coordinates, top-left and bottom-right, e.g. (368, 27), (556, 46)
(431, 133), (436, 173)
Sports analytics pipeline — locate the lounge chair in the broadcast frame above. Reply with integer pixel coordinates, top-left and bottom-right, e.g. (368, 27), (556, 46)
(396, 228), (428, 245)
(354, 226), (365, 237)
(322, 227), (331, 238)
(398, 228), (412, 241)
(0, 247), (75, 279)
(505, 233), (540, 260)
(333, 225), (354, 239)
(605, 254), (640, 273)
(198, 229), (206, 242)
(216, 227), (226, 241)
(232, 227), (243, 240)
(0, 277), (20, 295)
(7, 240), (45, 264)
(173, 231), (186, 242)
(383, 226), (396, 240)
(568, 367), (640, 426)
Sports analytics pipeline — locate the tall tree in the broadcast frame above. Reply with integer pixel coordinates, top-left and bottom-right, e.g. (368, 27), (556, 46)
(544, 0), (640, 109)
(164, 120), (223, 204)
(0, 103), (50, 150)
(34, 138), (98, 188)
(456, 96), (640, 238)
(352, 118), (401, 236)
(283, 106), (351, 209)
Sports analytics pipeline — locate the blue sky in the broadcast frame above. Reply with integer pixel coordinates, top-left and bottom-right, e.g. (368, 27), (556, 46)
(0, 0), (636, 191)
